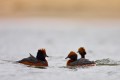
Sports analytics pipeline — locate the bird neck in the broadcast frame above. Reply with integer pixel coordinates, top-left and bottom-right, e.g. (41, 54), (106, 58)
(81, 55), (85, 58)
(36, 52), (46, 61)
(67, 60), (75, 66)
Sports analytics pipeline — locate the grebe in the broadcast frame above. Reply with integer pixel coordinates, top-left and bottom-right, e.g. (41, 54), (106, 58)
(18, 49), (48, 67)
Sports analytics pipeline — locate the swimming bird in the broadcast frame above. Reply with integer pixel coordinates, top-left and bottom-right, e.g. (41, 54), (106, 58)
(77, 47), (86, 58)
(18, 49), (48, 67)
(65, 49), (95, 66)
(65, 51), (78, 66)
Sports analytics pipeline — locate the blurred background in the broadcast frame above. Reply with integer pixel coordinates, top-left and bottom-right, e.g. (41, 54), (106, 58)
(0, 0), (120, 18)
(0, 1), (120, 80)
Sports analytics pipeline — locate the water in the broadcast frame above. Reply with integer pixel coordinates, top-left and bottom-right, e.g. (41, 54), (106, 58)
(0, 18), (120, 80)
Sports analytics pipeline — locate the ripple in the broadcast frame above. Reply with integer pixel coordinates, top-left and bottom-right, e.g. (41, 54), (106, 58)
(95, 58), (120, 66)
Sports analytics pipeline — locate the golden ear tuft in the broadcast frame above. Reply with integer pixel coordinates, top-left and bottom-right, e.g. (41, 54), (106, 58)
(39, 48), (46, 54)
(38, 48), (46, 53)
(78, 47), (85, 53)
(68, 51), (77, 57)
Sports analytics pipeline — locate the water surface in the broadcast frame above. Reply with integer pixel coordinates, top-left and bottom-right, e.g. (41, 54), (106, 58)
(0, 18), (120, 80)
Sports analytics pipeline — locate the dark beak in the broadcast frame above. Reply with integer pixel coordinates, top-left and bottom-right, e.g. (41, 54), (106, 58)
(65, 56), (68, 59)
(45, 54), (49, 57)
(46, 55), (49, 57)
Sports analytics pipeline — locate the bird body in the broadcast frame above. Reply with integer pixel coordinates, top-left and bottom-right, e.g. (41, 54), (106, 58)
(18, 49), (48, 67)
(68, 58), (95, 66)
(66, 48), (95, 67)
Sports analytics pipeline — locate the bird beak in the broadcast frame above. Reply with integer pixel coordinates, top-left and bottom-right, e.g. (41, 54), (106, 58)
(45, 54), (49, 57)
(65, 56), (68, 59)
(46, 55), (49, 57)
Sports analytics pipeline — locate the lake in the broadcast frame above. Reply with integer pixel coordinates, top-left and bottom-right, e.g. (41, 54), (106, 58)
(0, 18), (120, 80)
